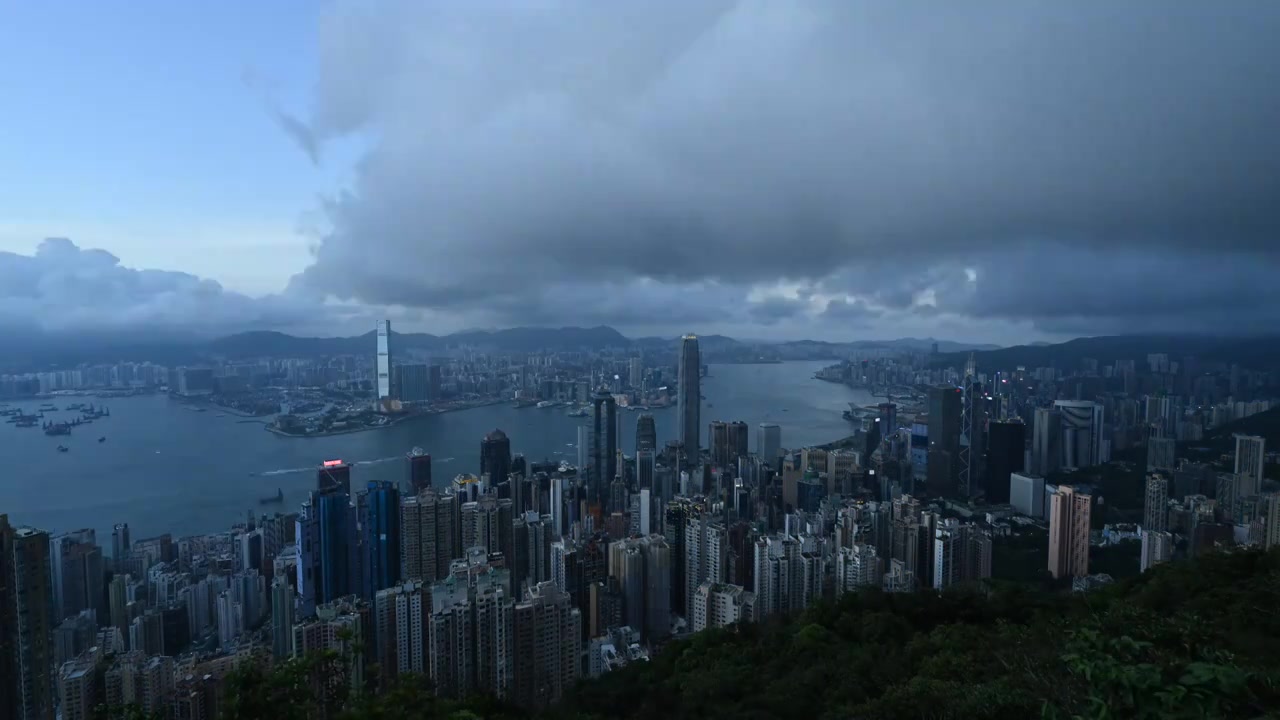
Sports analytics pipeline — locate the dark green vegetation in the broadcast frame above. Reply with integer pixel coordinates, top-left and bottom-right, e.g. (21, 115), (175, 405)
(561, 548), (1280, 719)
(99, 548), (1280, 719)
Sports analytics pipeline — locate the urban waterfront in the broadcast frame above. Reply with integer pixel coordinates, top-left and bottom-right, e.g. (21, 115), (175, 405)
(0, 361), (874, 541)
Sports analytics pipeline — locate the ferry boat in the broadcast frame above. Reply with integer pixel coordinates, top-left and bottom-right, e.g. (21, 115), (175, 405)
(536, 400), (555, 408)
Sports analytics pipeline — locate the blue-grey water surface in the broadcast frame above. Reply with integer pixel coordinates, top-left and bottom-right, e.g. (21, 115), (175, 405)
(0, 361), (873, 541)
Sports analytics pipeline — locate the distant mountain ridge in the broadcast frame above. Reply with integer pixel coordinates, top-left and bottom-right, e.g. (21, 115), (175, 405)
(0, 325), (1000, 369)
(935, 334), (1280, 371)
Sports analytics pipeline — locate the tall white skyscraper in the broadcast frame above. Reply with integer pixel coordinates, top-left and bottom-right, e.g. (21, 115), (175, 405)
(376, 319), (392, 400)
(1234, 434), (1266, 497)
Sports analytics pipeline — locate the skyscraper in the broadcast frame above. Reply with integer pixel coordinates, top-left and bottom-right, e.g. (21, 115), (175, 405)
(111, 523), (130, 566)
(317, 488), (355, 604)
(678, 334), (701, 464)
(757, 423), (781, 469)
(1144, 474), (1169, 532)
(1234, 434), (1266, 497)
(985, 421), (1025, 504)
(927, 386), (962, 497)
(398, 363), (431, 403)
(376, 319), (393, 401)
(50, 530), (104, 623)
(1032, 407), (1062, 476)
(635, 414), (657, 453)
(481, 430), (513, 488)
(1047, 487), (1091, 579)
(318, 459), (352, 495)
(1, 516), (55, 720)
(1054, 400), (1107, 469)
(590, 391), (618, 507)
(362, 481), (402, 599)
(576, 425), (590, 477)
(406, 448), (432, 494)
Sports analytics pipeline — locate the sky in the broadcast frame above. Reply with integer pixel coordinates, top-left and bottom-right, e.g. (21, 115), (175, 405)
(2, 1), (1279, 345)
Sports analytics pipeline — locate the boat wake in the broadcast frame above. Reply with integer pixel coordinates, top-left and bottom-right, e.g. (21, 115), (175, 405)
(257, 456), (402, 477)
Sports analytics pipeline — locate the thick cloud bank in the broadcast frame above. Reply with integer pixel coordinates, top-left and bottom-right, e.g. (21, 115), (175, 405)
(278, 0), (1280, 338)
(0, 238), (332, 336)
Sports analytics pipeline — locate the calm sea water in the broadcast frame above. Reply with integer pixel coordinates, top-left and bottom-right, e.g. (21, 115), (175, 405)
(0, 361), (873, 541)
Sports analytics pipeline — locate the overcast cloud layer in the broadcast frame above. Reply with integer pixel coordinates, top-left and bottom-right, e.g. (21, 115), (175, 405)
(12, 2), (1280, 342)
(270, 0), (1280, 340)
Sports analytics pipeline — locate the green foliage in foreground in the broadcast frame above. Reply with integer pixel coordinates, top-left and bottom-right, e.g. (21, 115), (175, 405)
(104, 548), (1280, 719)
(557, 548), (1280, 720)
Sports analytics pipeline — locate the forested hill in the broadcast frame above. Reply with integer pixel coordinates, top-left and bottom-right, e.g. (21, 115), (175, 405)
(554, 548), (1280, 719)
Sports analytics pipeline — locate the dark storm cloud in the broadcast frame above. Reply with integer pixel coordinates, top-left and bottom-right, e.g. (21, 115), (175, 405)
(0, 238), (349, 335)
(279, 0), (1280, 335)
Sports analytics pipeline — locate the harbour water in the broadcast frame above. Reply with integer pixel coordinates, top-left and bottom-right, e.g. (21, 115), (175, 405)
(0, 361), (875, 541)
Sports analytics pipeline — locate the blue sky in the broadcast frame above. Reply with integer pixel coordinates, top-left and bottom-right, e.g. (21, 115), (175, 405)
(0, 0), (347, 295)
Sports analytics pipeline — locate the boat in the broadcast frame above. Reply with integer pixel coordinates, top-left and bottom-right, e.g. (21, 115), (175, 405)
(56, 445), (69, 453)
(513, 398), (537, 409)
(259, 488), (284, 505)
(43, 423), (72, 436)
(536, 400), (555, 408)
(566, 407), (588, 417)
(98, 437), (106, 443)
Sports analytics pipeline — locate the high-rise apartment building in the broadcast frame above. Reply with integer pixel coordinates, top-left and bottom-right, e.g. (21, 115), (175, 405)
(374, 580), (430, 679)
(1235, 434), (1266, 497)
(401, 489), (458, 584)
(753, 534), (807, 617)
(1265, 494), (1280, 551)
(511, 582), (581, 708)
(1147, 437), (1177, 472)
(678, 335), (701, 464)
(690, 582), (756, 632)
(271, 575), (294, 660)
(1048, 486), (1092, 579)
(684, 518), (726, 616)
(607, 535), (670, 642)
(1140, 529), (1173, 573)
(428, 568), (514, 700)
(1, 516), (55, 720)
(1144, 474), (1169, 533)
(834, 544), (880, 595)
